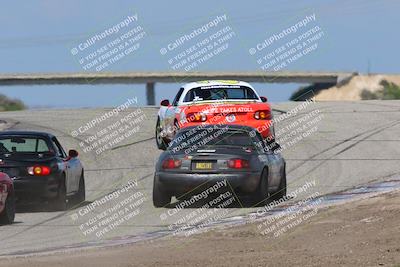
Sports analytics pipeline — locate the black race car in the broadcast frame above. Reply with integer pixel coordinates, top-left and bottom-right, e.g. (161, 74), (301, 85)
(153, 124), (286, 207)
(0, 131), (85, 210)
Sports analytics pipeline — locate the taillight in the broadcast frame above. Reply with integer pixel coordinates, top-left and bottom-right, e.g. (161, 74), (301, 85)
(186, 112), (207, 122)
(28, 166), (51, 176)
(254, 110), (271, 120)
(162, 158), (182, 169)
(227, 159), (249, 169)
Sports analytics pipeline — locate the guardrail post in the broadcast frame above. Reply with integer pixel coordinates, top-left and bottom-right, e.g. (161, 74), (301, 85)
(146, 82), (155, 106)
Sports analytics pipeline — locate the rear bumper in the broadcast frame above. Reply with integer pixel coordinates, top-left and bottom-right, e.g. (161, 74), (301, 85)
(155, 171), (261, 196)
(13, 175), (60, 202)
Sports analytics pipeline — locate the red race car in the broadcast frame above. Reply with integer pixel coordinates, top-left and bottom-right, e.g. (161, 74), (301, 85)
(0, 171), (15, 224)
(156, 80), (274, 149)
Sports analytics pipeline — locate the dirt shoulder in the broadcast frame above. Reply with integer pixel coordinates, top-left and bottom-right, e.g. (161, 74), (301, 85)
(314, 74), (400, 101)
(2, 190), (400, 267)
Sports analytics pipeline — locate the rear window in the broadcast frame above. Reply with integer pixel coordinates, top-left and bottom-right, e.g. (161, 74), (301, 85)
(169, 127), (255, 152)
(183, 86), (258, 102)
(0, 136), (50, 154)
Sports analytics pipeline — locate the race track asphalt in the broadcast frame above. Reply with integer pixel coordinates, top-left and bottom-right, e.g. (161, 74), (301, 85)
(0, 100), (399, 255)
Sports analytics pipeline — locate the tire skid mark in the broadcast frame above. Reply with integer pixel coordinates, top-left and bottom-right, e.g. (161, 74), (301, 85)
(352, 100), (400, 110)
(291, 119), (400, 179)
(287, 118), (400, 174)
(111, 137), (155, 150)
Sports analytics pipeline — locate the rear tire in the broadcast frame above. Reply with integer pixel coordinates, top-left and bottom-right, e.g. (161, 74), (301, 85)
(54, 181), (68, 211)
(0, 192), (15, 224)
(156, 117), (168, 150)
(153, 177), (171, 208)
(253, 168), (269, 205)
(76, 174), (86, 205)
(270, 165), (287, 201)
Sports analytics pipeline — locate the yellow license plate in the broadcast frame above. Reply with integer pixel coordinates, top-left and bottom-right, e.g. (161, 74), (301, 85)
(195, 162), (213, 169)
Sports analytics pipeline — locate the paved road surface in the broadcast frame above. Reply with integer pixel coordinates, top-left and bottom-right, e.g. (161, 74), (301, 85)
(0, 100), (399, 255)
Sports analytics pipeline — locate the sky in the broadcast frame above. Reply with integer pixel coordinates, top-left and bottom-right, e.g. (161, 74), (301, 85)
(0, 0), (399, 108)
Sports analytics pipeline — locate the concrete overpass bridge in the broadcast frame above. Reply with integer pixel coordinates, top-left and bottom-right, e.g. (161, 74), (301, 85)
(0, 71), (357, 105)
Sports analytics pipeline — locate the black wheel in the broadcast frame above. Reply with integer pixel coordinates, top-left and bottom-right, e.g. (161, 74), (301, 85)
(253, 168), (269, 205)
(270, 165), (287, 201)
(153, 176), (171, 208)
(54, 180), (68, 211)
(0, 192), (15, 225)
(76, 174), (86, 204)
(155, 117), (168, 150)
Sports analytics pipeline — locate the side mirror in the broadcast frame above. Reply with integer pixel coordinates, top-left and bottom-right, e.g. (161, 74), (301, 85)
(160, 99), (170, 106)
(260, 96), (268, 102)
(68, 149), (79, 158)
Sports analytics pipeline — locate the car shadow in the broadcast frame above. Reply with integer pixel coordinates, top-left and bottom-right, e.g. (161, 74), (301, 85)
(166, 190), (274, 209)
(0, 221), (23, 226)
(16, 200), (92, 213)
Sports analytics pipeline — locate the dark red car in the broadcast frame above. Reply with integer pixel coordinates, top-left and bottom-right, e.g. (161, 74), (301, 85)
(0, 171), (15, 224)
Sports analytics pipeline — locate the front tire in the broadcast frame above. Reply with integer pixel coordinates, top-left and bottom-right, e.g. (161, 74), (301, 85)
(0, 192), (15, 225)
(155, 117), (168, 150)
(153, 176), (171, 208)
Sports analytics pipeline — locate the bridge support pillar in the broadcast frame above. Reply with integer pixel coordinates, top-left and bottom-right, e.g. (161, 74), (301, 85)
(146, 82), (155, 106)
